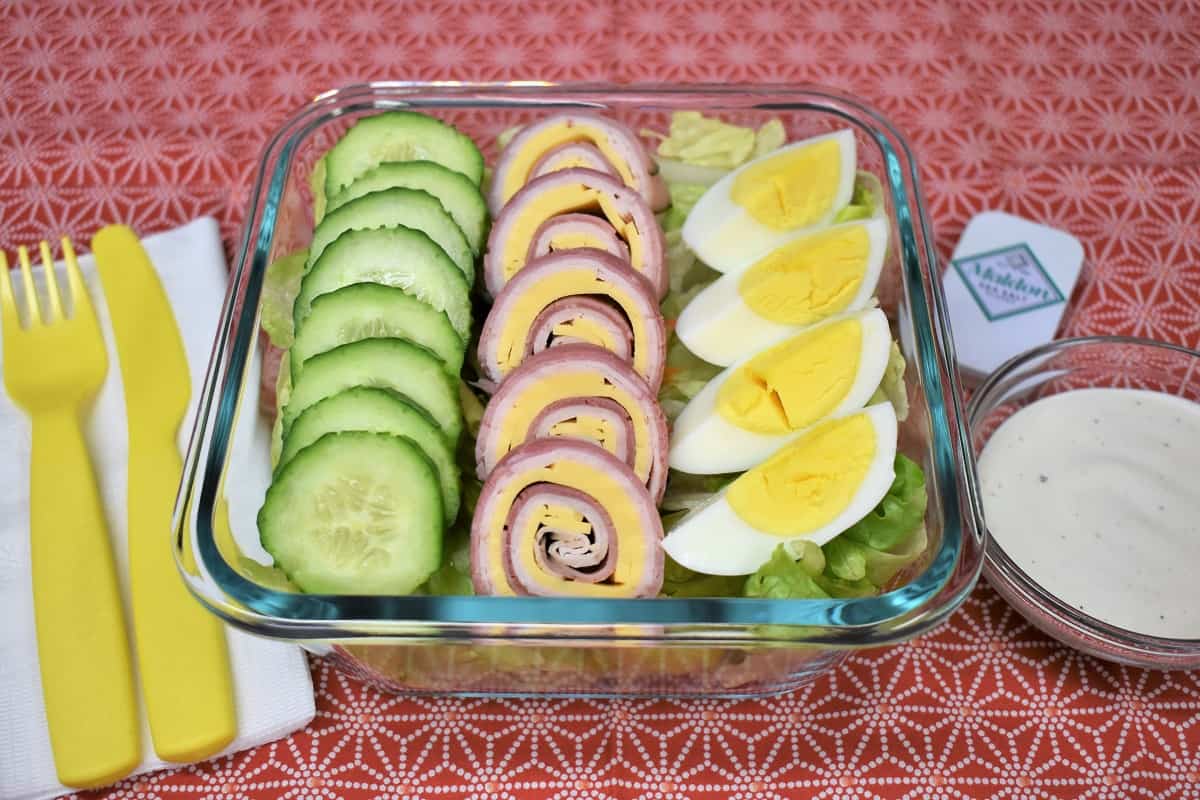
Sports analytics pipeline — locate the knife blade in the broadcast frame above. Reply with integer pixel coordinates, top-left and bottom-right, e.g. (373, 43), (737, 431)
(91, 224), (236, 763)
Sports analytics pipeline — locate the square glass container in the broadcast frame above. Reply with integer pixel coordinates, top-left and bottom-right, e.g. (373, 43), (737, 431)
(174, 81), (986, 698)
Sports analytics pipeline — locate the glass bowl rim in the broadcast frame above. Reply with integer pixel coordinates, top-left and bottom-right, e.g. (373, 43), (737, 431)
(967, 333), (1200, 658)
(178, 79), (986, 643)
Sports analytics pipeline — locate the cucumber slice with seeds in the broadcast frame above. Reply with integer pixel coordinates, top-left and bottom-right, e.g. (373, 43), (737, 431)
(324, 110), (484, 194)
(282, 337), (462, 443)
(327, 161), (488, 254)
(308, 187), (475, 285)
(279, 387), (461, 523)
(258, 431), (443, 595)
(293, 226), (472, 340)
(290, 283), (465, 379)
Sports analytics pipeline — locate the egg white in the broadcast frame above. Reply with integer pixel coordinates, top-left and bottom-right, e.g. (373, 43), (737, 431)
(661, 402), (899, 576)
(675, 215), (888, 367)
(681, 128), (858, 274)
(669, 307), (894, 475)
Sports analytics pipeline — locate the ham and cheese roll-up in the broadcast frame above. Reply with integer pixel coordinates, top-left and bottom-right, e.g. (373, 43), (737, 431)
(488, 112), (669, 215)
(475, 343), (669, 503)
(470, 438), (664, 598)
(477, 248), (666, 390)
(528, 213), (630, 262)
(483, 168), (667, 300)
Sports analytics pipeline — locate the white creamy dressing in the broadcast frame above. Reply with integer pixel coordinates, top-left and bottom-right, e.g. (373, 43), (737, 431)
(978, 387), (1200, 639)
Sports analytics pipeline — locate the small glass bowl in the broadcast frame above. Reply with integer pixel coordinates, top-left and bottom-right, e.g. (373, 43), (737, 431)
(967, 335), (1200, 669)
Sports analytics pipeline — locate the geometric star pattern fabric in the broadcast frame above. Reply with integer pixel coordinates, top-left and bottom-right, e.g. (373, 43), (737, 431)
(3, 1), (1198, 797)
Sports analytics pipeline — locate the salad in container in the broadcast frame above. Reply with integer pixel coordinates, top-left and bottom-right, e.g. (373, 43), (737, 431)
(175, 82), (985, 698)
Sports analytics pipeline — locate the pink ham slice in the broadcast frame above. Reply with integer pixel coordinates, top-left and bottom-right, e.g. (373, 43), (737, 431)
(528, 298), (632, 360)
(527, 213), (630, 263)
(477, 247), (666, 390)
(471, 438), (664, 597)
(483, 168), (668, 300)
(475, 343), (669, 503)
(531, 142), (620, 183)
(488, 112), (670, 215)
(529, 397), (636, 466)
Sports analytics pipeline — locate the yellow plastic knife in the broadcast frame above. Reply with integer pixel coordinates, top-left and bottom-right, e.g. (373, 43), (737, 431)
(91, 224), (236, 762)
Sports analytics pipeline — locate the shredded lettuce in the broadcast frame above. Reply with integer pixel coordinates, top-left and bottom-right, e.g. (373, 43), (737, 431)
(645, 111), (787, 173)
(496, 124), (523, 150)
(310, 156), (327, 224)
(753, 119), (786, 157)
(269, 358), (292, 470)
(744, 543), (830, 600)
(260, 249), (307, 349)
(422, 383), (488, 596)
(661, 556), (745, 598)
(842, 453), (927, 551)
(425, 523), (475, 596)
(659, 470), (737, 513)
(646, 111), (756, 168)
(661, 182), (707, 234)
(869, 341), (910, 421)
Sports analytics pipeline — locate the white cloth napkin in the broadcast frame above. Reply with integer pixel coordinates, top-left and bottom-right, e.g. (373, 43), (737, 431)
(0, 217), (315, 800)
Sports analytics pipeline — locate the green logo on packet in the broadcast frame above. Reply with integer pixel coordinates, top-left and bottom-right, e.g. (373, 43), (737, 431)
(951, 243), (1064, 322)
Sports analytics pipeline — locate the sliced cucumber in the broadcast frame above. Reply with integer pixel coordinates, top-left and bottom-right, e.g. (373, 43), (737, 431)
(326, 161), (488, 254)
(308, 188), (474, 285)
(324, 110), (484, 195)
(291, 283), (465, 379)
(258, 431), (444, 595)
(279, 387), (462, 523)
(293, 226), (472, 340)
(281, 337), (462, 443)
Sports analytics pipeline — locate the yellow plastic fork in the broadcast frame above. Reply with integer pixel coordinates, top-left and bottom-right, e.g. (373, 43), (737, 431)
(0, 240), (140, 788)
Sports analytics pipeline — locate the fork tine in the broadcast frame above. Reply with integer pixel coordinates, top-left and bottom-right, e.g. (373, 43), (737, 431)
(61, 237), (89, 320)
(16, 246), (42, 327)
(0, 253), (15, 335)
(38, 240), (63, 322)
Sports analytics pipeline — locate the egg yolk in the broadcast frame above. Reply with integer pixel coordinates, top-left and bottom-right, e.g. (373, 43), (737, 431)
(716, 318), (862, 434)
(501, 183), (645, 283)
(737, 223), (870, 325)
(730, 138), (842, 230)
(499, 123), (638, 204)
(485, 461), (650, 597)
(726, 413), (876, 535)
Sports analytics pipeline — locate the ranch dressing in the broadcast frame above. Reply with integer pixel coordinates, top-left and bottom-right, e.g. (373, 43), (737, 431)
(978, 387), (1200, 639)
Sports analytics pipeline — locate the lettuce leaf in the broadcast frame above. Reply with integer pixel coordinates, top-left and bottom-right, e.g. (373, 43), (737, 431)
(661, 556), (746, 598)
(661, 182), (707, 234)
(309, 156), (327, 224)
(659, 470), (737, 513)
(269, 357), (292, 470)
(841, 453), (927, 551)
(260, 249), (307, 349)
(868, 341), (910, 421)
(647, 111), (756, 168)
(833, 171), (884, 224)
(645, 111), (786, 173)
(744, 543), (830, 600)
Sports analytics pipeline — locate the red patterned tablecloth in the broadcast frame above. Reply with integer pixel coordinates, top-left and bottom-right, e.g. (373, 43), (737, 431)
(4, 1), (1200, 797)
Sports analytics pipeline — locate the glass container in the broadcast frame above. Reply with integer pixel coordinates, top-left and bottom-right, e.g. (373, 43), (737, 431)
(174, 81), (986, 697)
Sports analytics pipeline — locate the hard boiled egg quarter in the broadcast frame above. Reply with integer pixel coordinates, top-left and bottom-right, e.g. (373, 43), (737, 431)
(670, 307), (893, 475)
(681, 128), (857, 274)
(662, 402), (899, 576)
(675, 215), (888, 367)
